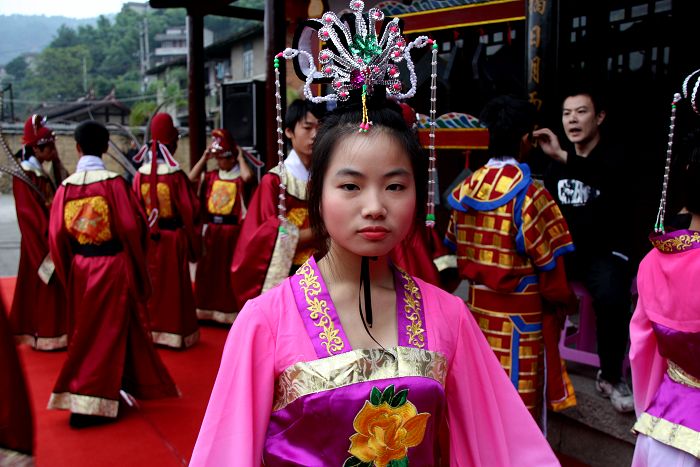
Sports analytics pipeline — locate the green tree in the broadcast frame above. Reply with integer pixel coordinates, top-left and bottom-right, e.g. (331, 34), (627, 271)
(130, 100), (157, 126)
(31, 45), (91, 100)
(51, 25), (80, 48)
(4, 56), (28, 81)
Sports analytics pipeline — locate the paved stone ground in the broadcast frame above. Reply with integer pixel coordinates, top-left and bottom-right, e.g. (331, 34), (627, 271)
(0, 191), (19, 277)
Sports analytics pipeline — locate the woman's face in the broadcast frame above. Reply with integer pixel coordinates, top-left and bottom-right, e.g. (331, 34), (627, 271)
(321, 129), (416, 258)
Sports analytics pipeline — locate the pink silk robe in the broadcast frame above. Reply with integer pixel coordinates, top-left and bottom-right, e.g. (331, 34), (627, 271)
(630, 229), (700, 464)
(190, 257), (559, 466)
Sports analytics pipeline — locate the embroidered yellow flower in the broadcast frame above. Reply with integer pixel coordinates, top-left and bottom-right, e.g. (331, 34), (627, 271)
(346, 386), (430, 467)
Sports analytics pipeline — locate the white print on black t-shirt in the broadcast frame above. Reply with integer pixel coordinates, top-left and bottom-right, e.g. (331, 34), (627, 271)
(557, 179), (600, 206)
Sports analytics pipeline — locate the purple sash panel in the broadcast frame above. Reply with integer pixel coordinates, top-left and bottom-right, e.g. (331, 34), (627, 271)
(264, 376), (445, 466)
(291, 257), (351, 358)
(650, 229), (700, 254)
(394, 267), (428, 350)
(653, 322), (700, 379)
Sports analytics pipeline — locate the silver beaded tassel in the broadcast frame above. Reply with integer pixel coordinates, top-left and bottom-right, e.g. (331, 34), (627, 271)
(273, 54), (288, 225)
(654, 92), (682, 234)
(425, 40), (438, 228)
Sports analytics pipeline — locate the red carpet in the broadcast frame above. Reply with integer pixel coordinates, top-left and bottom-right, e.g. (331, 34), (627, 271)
(2, 275), (229, 466)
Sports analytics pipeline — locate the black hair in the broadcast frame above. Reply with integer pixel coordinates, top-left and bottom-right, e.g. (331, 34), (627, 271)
(308, 94), (427, 250)
(74, 120), (109, 156)
(284, 99), (326, 132)
(479, 95), (536, 158)
(561, 83), (607, 115)
(679, 128), (700, 216)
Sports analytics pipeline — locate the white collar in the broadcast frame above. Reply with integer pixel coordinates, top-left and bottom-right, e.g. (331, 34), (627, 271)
(485, 156), (518, 168)
(285, 149), (309, 182)
(218, 165), (241, 180)
(76, 155), (106, 172)
(26, 156), (42, 170)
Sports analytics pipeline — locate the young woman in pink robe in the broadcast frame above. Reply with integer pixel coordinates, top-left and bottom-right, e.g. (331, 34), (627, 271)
(190, 96), (559, 466)
(630, 71), (700, 466)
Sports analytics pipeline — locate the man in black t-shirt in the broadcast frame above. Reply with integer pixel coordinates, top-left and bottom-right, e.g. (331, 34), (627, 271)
(533, 89), (634, 413)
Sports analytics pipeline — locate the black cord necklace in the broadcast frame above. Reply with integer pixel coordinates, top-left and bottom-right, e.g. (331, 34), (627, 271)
(358, 256), (384, 350)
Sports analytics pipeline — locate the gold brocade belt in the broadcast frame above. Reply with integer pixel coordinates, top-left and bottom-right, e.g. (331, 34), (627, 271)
(667, 361), (700, 389)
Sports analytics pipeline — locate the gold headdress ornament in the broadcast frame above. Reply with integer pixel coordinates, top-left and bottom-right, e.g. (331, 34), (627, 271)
(273, 0), (439, 226)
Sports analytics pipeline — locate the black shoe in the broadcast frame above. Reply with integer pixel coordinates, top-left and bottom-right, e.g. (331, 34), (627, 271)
(69, 413), (115, 428)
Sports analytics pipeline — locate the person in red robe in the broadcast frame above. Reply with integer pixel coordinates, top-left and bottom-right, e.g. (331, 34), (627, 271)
(189, 128), (253, 324)
(10, 114), (68, 350)
(445, 95), (577, 425)
(0, 298), (34, 463)
(132, 113), (201, 349)
(48, 121), (178, 427)
(389, 103), (459, 292)
(231, 99), (324, 310)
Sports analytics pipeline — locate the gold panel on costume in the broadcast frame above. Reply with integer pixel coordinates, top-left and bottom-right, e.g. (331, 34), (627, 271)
(64, 196), (113, 245)
(273, 347), (447, 411)
(141, 182), (173, 218)
(208, 180), (237, 215)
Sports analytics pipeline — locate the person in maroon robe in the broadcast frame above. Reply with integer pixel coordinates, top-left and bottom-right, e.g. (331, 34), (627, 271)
(0, 298), (34, 463)
(132, 113), (201, 349)
(48, 121), (178, 427)
(189, 128), (253, 323)
(231, 99), (324, 310)
(10, 114), (68, 350)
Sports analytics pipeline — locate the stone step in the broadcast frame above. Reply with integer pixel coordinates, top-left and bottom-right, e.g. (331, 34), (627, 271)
(547, 363), (636, 466)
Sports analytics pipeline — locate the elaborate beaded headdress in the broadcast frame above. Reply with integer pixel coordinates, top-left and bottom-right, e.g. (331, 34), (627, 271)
(654, 68), (700, 234)
(273, 0), (439, 227)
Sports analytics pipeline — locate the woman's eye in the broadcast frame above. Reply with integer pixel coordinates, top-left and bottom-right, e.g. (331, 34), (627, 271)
(387, 184), (404, 192)
(341, 183), (359, 191)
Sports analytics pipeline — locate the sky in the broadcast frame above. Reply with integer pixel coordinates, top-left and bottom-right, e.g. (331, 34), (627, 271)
(0, 0), (133, 19)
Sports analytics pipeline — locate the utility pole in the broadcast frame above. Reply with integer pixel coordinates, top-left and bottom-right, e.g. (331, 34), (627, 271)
(144, 16), (151, 70)
(83, 55), (88, 93)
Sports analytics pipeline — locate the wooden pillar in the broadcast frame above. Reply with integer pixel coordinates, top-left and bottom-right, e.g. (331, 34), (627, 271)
(526, 0), (558, 120)
(187, 11), (206, 169)
(264, 0), (286, 170)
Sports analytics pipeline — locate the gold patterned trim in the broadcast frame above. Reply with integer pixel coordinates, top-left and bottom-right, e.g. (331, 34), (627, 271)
(269, 165), (308, 200)
(151, 329), (200, 349)
(0, 447), (34, 466)
(196, 308), (238, 324)
(273, 347), (447, 411)
(295, 260), (345, 356)
(48, 392), (119, 418)
(62, 169), (119, 186)
(651, 232), (700, 253)
(262, 219), (300, 293)
(400, 271), (426, 349)
(668, 361), (700, 389)
(433, 254), (457, 272)
(35, 334), (68, 351)
(14, 334), (68, 351)
(633, 412), (700, 458)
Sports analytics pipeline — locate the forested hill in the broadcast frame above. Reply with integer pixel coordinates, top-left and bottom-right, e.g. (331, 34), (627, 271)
(0, 15), (100, 65)
(0, 1), (262, 123)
